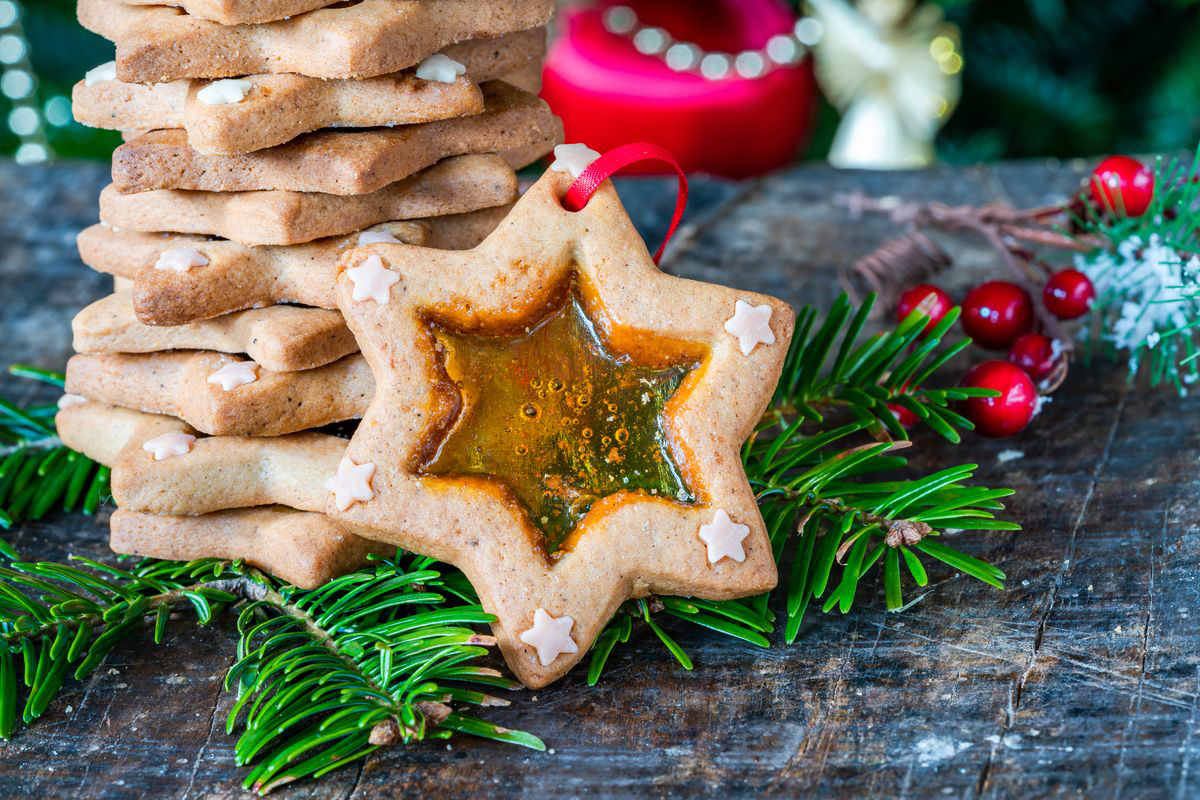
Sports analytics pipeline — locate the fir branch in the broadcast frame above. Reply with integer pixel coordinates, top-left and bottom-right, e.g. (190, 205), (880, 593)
(587, 293), (1017, 683)
(0, 556), (235, 737)
(226, 554), (542, 794)
(0, 365), (109, 551)
(0, 553), (542, 793)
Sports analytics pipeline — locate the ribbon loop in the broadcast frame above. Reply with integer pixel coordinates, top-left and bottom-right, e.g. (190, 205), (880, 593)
(562, 142), (689, 264)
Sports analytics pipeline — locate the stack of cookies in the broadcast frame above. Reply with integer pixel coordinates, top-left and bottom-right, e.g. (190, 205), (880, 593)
(56, 0), (562, 587)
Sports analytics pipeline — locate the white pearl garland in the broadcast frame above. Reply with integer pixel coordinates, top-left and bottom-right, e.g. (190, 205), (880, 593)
(601, 4), (821, 82)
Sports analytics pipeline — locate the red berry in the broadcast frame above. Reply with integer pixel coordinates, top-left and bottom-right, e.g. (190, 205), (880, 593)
(887, 402), (918, 428)
(1043, 269), (1095, 320)
(960, 361), (1037, 438)
(1090, 155), (1154, 217)
(1008, 333), (1060, 381)
(961, 281), (1034, 349)
(896, 284), (953, 333)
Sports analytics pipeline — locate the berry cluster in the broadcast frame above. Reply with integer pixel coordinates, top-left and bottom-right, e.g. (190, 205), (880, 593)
(887, 155), (1156, 439)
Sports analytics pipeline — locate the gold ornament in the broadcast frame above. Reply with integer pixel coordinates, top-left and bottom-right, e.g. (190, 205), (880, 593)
(805, 0), (962, 169)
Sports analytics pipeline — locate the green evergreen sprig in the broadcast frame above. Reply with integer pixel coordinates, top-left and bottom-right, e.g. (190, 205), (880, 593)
(586, 293), (1016, 683)
(0, 553), (542, 792)
(0, 365), (109, 553)
(0, 556), (235, 738)
(226, 554), (541, 794)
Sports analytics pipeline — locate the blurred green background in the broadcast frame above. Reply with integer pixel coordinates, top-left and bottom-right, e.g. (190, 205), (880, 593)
(3, 0), (1200, 164)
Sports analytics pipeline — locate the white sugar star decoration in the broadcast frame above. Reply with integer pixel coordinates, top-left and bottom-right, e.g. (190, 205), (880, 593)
(142, 432), (196, 461)
(550, 143), (602, 179)
(155, 247), (209, 273)
(57, 393), (87, 410)
(697, 509), (750, 564)
(84, 61), (116, 87)
(357, 229), (401, 245)
(207, 360), (259, 391)
(519, 608), (578, 666)
(723, 299), (776, 355)
(325, 456), (376, 512)
(415, 53), (467, 84)
(197, 78), (253, 105)
(346, 254), (400, 305)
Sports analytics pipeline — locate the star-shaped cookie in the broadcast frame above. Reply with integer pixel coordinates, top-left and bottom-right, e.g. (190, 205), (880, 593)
(329, 168), (794, 687)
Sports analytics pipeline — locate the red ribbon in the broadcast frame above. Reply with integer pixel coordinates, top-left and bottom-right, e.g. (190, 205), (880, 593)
(562, 142), (689, 264)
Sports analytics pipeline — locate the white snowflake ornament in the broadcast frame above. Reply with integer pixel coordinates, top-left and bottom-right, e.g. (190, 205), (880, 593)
(723, 299), (776, 355)
(207, 360), (259, 391)
(550, 143), (601, 179)
(197, 78), (253, 105)
(325, 457), (376, 511)
(346, 254), (399, 305)
(415, 54), (467, 84)
(697, 509), (749, 564)
(518, 609), (578, 666)
(143, 432), (196, 461)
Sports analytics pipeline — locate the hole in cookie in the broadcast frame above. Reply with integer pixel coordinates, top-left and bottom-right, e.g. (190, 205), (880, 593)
(416, 274), (704, 559)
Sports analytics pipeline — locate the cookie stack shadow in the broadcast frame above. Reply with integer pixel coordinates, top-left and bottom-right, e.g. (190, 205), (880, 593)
(56, 0), (562, 587)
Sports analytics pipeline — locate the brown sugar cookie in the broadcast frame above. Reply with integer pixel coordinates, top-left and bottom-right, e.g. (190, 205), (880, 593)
(76, 207), (510, 325)
(73, 293), (356, 372)
(56, 399), (190, 465)
(419, 204), (514, 251)
(110, 83), (562, 195)
(78, 222), (424, 324)
(55, 402), (382, 588)
(65, 351), (371, 436)
(55, 401), (344, 516)
(73, 29), (545, 154)
(323, 165), (796, 687)
(79, 0), (555, 83)
(109, 508), (389, 590)
(122, 0), (344, 26)
(98, 154), (517, 246)
(499, 61), (545, 94)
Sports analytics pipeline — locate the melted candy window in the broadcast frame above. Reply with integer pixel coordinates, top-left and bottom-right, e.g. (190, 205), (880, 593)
(420, 286), (698, 555)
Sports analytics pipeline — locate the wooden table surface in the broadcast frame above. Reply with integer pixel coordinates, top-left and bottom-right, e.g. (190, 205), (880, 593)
(1, 157), (1198, 799)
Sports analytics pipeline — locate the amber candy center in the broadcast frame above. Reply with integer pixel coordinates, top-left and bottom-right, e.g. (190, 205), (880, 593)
(419, 290), (697, 554)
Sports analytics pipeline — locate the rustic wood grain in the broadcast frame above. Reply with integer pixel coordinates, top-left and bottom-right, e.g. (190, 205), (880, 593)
(1, 157), (1197, 798)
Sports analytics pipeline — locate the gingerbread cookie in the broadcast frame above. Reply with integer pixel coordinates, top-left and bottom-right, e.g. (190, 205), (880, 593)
(322, 164), (795, 687)
(122, 0), (342, 26)
(109, 507), (389, 590)
(498, 61), (544, 94)
(78, 222), (423, 324)
(419, 204), (514, 251)
(76, 207), (508, 325)
(56, 398), (385, 587)
(98, 154), (517, 246)
(56, 400), (189, 465)
(110, 83), (561, 195)
(55, 401), (344, 516)
(66, 351), (371, 436)
(74, 293), (356, 372)
(79, 0), (555, 82)
(73, 29), (545, 154)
